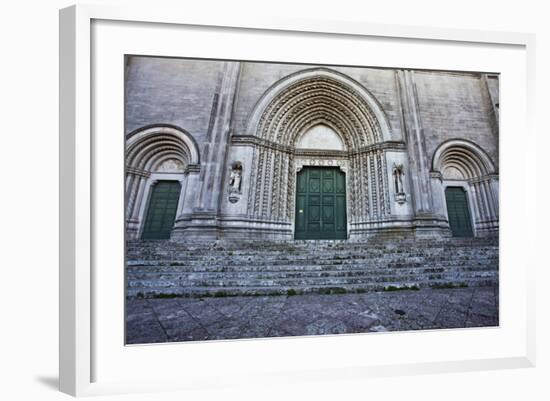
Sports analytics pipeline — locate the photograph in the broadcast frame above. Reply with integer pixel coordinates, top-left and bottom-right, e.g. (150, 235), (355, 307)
(124, 56), (500, 344)
(3, 0), (546, 398)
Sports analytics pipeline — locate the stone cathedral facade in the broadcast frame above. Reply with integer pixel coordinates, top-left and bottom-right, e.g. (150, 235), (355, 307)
(125, 57), (499, 242)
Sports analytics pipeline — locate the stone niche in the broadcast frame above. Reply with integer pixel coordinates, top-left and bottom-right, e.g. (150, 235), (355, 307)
(220, 145), (254, 218)
(385, 151), (413, 217)
(228, 161), (243, 203)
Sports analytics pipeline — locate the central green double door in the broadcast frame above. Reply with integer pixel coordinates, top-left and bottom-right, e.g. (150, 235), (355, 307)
(295, 167), (347, 240)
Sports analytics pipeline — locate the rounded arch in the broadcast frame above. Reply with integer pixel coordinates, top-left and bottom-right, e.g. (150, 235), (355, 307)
(125, 125), (200, 239)
(432, 139), (496, 180)
(126, 125), (200, 172)
(245, 68), (393, 147)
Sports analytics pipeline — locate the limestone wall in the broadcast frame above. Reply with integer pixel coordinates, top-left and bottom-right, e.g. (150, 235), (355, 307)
(125, 56), (499, 240)
(413, 71), (498, 168)
(125, 58), (499, 171)
(125, 56), (221, 144)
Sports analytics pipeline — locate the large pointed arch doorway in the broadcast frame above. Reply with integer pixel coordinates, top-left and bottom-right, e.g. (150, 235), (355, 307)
(243, 68), (395, 240)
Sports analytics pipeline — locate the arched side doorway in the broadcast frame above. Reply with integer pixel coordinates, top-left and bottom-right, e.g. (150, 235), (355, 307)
(444, 186), (474, 237)
(243, 68), (396, 240)
(141, 180), (182, 239)
(125, 125), (201, 240)
(431, 139), (498, 237)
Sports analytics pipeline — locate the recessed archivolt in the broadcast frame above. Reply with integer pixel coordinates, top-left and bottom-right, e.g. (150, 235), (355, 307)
(246, 68), (393, 148)
(432, 139), (495, 180)
(245, 68), (393, 225)
(126, 125), (200, 173)
(262, 81), (376, 147)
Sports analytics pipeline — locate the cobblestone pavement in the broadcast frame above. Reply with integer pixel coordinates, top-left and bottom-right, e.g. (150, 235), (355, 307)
(126, 286), (499, 344)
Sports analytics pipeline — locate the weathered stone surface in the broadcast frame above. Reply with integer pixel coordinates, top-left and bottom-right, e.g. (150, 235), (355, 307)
(125, 58), (499, 241)
(124, 59), (500, 345)
(126, 238), (498, 297)
(126, 286), (499, 344)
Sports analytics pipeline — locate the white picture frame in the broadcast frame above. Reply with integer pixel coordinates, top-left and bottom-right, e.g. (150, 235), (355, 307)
(59, 4), (536, 397)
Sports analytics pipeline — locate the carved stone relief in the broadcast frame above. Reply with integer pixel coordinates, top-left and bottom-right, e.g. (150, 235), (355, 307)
(246, 74), (393, 226)
(392, 163), (407, 204)
(228, 162), (243, 203)
(295, 157), (348, 173)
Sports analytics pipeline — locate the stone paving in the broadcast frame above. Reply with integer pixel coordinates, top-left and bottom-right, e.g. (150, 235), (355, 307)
(126, 285), (499, 344)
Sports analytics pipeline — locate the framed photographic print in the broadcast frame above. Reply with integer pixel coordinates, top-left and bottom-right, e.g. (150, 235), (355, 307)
(59, 4), (536, 397)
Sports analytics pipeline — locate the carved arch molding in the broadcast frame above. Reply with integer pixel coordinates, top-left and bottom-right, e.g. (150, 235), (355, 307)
(432, 139), (499, 234)
(244, 69), (396, 228)
(125, 125), (201, 238)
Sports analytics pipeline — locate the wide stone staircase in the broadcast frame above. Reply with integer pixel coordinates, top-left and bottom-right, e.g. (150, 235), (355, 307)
(126, 238), (498, 298)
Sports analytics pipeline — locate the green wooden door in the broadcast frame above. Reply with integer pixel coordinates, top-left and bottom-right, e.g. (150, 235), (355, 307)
(141, 181), (181, 240)
(295, 167), (347, 240)
(445, 187), (474, 238)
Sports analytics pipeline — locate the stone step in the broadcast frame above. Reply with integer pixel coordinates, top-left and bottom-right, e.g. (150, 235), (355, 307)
(127, 277), (496, 298)
(126, 238), (498, 297)
(127, 260), (497, 273)
(127, 256), (498, 269)
(127, 242), (498, 249)
(127, 238), (498, 248)
(126, 247), (498, 257)
(127, 264), (496, 277)
(127, 265), (497, 287)
(127, 248), (499, 259)
(128, 270), (496, 288)
(127, 250), (498, 259)
(126, 243), (498, 253)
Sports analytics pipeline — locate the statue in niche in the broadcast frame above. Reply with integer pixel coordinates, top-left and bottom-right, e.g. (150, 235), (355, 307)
(392, 163), (406, 204)
(228, 162), (243, 203)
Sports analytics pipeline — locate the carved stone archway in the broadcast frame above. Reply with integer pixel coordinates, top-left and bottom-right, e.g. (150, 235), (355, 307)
(125, 125), (201, 239)
(431, 139), (499, 236)
(242, 68), (396, 239)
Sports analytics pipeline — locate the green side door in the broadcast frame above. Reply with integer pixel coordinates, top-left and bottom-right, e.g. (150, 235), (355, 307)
(141, 181), (181, 240)
(295, 167), (347, 240)
(445, 186), (474, 238)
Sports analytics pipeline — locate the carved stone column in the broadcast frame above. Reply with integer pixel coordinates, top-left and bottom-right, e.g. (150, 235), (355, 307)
(172, 164), (201, 235)
(195, 61), (241, 218)
(428, 172), (447, 221)
(481, 74), (499, 137)
(125, 167), (150, 239)
(396, 70), (445, 234)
